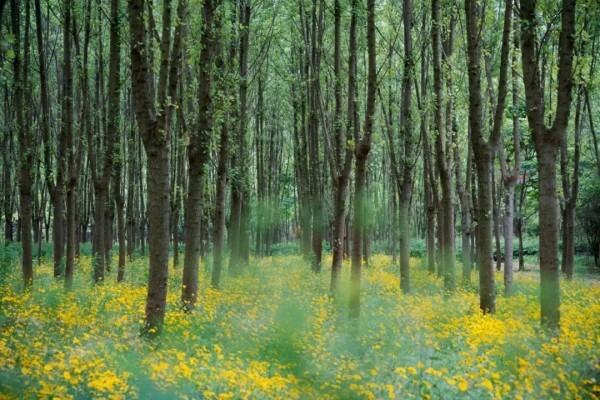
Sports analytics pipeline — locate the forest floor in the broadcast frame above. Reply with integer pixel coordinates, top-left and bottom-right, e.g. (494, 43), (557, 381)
(0, 254), (599, 399)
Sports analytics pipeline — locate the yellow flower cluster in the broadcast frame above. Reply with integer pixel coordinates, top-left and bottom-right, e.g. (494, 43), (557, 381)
(0, 254), (598, 399)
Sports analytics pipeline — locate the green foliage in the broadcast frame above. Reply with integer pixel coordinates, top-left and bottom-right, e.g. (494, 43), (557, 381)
(269, 241), (300, 256)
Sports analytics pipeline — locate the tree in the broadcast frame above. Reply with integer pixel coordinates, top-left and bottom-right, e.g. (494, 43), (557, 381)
(128, 0), (178, 337)
(497, 8), (522, 295)
(62, 0), (77, 290)
(520, 0), (577, 328)
(350, 0), (376, 318)
(432, 0), (455, 290)
(464, 0), (512, 313)
(229, 0), (251, 274)
(330, 0), (355, 295)
(182, 0), (218, 307)
(11, 0), (34, 288)
(560, 88), (582, 279)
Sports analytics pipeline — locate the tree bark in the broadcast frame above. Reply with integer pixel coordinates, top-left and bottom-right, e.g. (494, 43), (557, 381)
(12, 0), (34, 288)
(350, 0), (375, 319)
(432, 0), (454, 290)
(330, 0), (355, 295)
(498, 13), (522, 296)
(212, 33), (231, 287)
(63, 0), (77, 290)
(465, 0), (511, 313)
(128, 0), (176, 337)
(229, 0), (251, 273)
(520, 0), (577, 329)
(560, 88), (582, 279)
(182, 0), (216, 307)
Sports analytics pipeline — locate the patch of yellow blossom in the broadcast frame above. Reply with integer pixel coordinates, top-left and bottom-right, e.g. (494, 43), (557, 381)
(0, 254), (598, 399)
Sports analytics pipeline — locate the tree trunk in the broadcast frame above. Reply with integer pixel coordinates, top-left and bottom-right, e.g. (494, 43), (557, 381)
(212, 92), (229, 288)
(465, 0), (511, 313)
(128, 0), (175, 337)
(12, 0), (34, 288)
(399, 200), (410, 293)
(520, 0), (576, 329)
(182, 0), (216, 306)
(432, 0), (454, 290)
(475, 153), (495, 312)
(330, 0), (354, 295)
(182, 159), (203, 306)
(144, 147), (171, 334)
(560, 89), (582, 279)
(126, 123), (136, 259)
(61, 0), (75, 287)
(350, 0), (375, 319)
(503, 184), (515, 294)
(230, 0), (251, 270)
(538, 148), (560, 326)
(492, 168), (502, 271)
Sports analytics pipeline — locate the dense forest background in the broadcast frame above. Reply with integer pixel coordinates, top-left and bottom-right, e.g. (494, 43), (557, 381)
(1, 0), (600, 398)
(0, 0), (599, 337)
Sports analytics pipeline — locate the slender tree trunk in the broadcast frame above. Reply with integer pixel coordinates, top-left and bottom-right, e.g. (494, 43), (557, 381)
(499, 16), (521, 295)
(560, 89), (582, 279)
(492, 168), (502, 271)
(502, 183), (515, 293)
(212, 61), (229, 288)
(399, 200), (410, 293)
(520, 0), (576, 329)
(12, 0), (34, 288)
(397, 0), (415, 294)
(454, 125), (472, 285)
(183, 158), (203, 304)
(182, 0), (216, 307)
(432, 0), (454, 290)
(126, 120), (136, 259)
(106, 0), (124, 282)
(330, 0), (354, 295)
(350, 0), (375, 319)
(128, 0), (176, 337)
(517, 175), (526, 271)
(63, 0), (76, 290)
(229, 0), (251, 273)
(465, 0), (511, 313)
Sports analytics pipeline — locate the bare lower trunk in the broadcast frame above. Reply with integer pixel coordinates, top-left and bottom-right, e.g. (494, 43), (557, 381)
(104, 208), (113, 272)
(52, 193), (65, 277)
(492, 169), (501, 271)
(229, 187), (241, 273)
(330, 176), (348, 294)
(20, 192), (33, 287)
(65, 183), (76, 290)
(538, 148), (560, 327)
(143, 147), (171, 336)
(311, 198), (323, 272)
(182, 158), (203, 308)
(391, 191), (398, 264)
(561, 204), (575, 278)
(350, 156), (367, 318)
(116, 195), (126, 282)
(476, 154), (495, 313)
(426, 208), (436, 274)
(460, 197), (471, 284)
(503, 184), (515, 295)
(93, 188), (106, 282)
(517, 217), (524, 270)
(212, 112), (229, 289)
(399, 200), (410, 293)
(441, 179), (454, 291)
